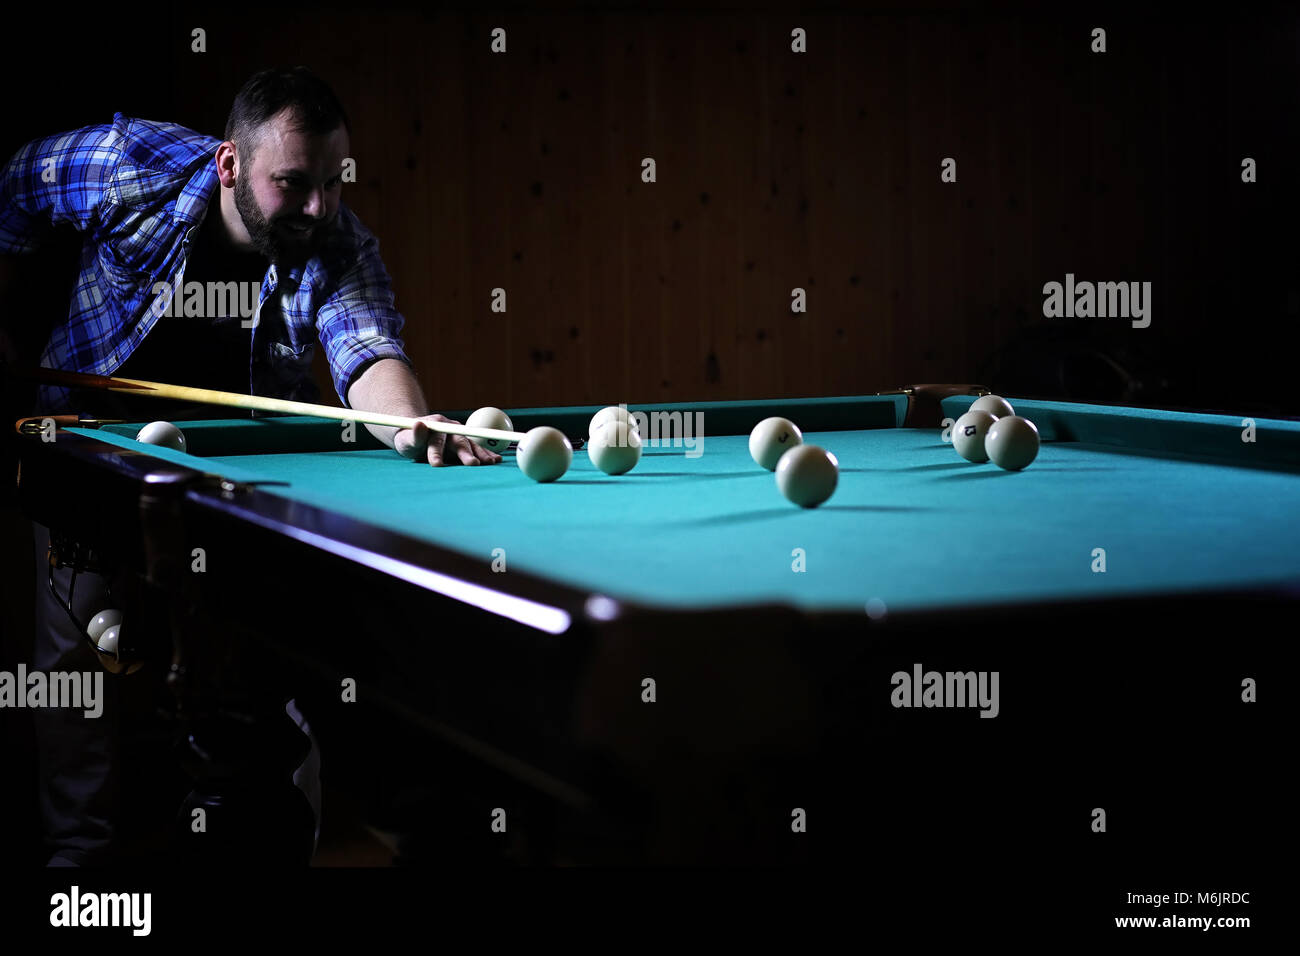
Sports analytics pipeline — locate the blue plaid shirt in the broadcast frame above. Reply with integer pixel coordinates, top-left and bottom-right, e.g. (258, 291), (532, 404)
(0, 112), (411, 410)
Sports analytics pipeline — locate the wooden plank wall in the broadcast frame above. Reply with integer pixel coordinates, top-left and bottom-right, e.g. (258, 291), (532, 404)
(10, 8), (1298, 415)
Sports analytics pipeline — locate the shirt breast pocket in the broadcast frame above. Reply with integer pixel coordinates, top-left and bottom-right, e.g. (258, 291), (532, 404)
(268, 340), (316, 386)
(99, 256), (162, 314)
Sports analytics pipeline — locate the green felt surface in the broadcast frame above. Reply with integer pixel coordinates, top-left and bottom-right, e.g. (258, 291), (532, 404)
(74, 401), (1300, 612)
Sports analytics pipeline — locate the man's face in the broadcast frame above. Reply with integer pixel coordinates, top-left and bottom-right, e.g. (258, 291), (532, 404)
(232, 110), (348, 266)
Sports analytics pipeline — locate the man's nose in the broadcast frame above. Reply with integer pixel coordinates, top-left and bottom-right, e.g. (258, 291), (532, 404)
(302, 188), (325, 218)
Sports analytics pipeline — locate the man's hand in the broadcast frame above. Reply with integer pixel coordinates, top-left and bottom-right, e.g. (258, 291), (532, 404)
(346, 359), (501, 465)
(394, 413), (502, 467)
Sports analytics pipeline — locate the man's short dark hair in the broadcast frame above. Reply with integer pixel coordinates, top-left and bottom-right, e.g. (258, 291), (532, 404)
(225, 67), (351, 155)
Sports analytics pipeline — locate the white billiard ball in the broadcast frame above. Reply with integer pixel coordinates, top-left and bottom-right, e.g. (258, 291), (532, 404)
(985, 415), (1040, 471)
(588, 420), (643, 475)
(465, 406), (514, 452)
(775, 444), (838, 508)
(135, 421), (186, 451)
(749, 416), (803, 471)
(952, 409), (998, 463)
(94, 622), (142, 675)
(589, 405), (636, 438)
(970, 394), (1015, 419)
(516, 426), (572, 482)
(87, 609), (123, 643)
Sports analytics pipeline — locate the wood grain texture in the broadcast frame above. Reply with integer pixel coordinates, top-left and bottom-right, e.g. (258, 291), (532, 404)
(8, 8), (1297, 415)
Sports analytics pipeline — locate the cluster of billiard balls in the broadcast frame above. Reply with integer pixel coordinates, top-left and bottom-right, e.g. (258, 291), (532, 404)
(136, 401), (1037, 494)
(468, 405), (644, 481)
(133, 410), (644, 484)
(748, 416), (839, 508)
(951, 396), (1040, 470)
(86, 609), (140, 675)
(584, 406), (644, 475)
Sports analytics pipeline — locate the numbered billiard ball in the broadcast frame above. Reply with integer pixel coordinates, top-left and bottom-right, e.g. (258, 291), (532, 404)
(952, 410), (998, 463)
(985, 415), (1040, 471)
(516, 426), (572, 482)
(465, 406), (514, 452)
(749, 416), (803, 471)
(588, 420), (643, 475)
(775, 444), (838, 508)
(970, 394), (1015, 419)
(135, 421), (186, 451)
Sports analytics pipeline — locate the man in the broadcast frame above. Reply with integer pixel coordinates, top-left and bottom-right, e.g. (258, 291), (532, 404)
(0, 67), (495, 864)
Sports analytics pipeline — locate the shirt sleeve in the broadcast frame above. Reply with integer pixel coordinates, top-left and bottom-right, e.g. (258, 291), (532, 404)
(0, 118), (123, 253)
(315, 229), (413, 406)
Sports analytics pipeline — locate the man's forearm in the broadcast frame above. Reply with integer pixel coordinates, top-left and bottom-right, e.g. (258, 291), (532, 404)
(346, 357), (429, 448)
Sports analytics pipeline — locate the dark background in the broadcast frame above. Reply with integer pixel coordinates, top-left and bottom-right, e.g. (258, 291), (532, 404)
(1, 1), (1296, 870)
(1, 3), (1296, 416)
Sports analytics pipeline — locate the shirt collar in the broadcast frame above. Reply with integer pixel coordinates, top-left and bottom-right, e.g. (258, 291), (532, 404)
(174, 157), (220, 226)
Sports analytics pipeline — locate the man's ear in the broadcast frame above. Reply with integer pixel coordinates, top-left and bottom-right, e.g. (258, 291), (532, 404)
(214, 142), (240, 187)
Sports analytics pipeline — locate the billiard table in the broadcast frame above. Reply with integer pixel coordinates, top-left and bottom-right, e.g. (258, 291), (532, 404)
(12, 390), (1295, 866)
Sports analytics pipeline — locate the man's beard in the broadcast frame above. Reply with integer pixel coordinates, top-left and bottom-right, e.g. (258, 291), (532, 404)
(233, 174), (329, 268)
